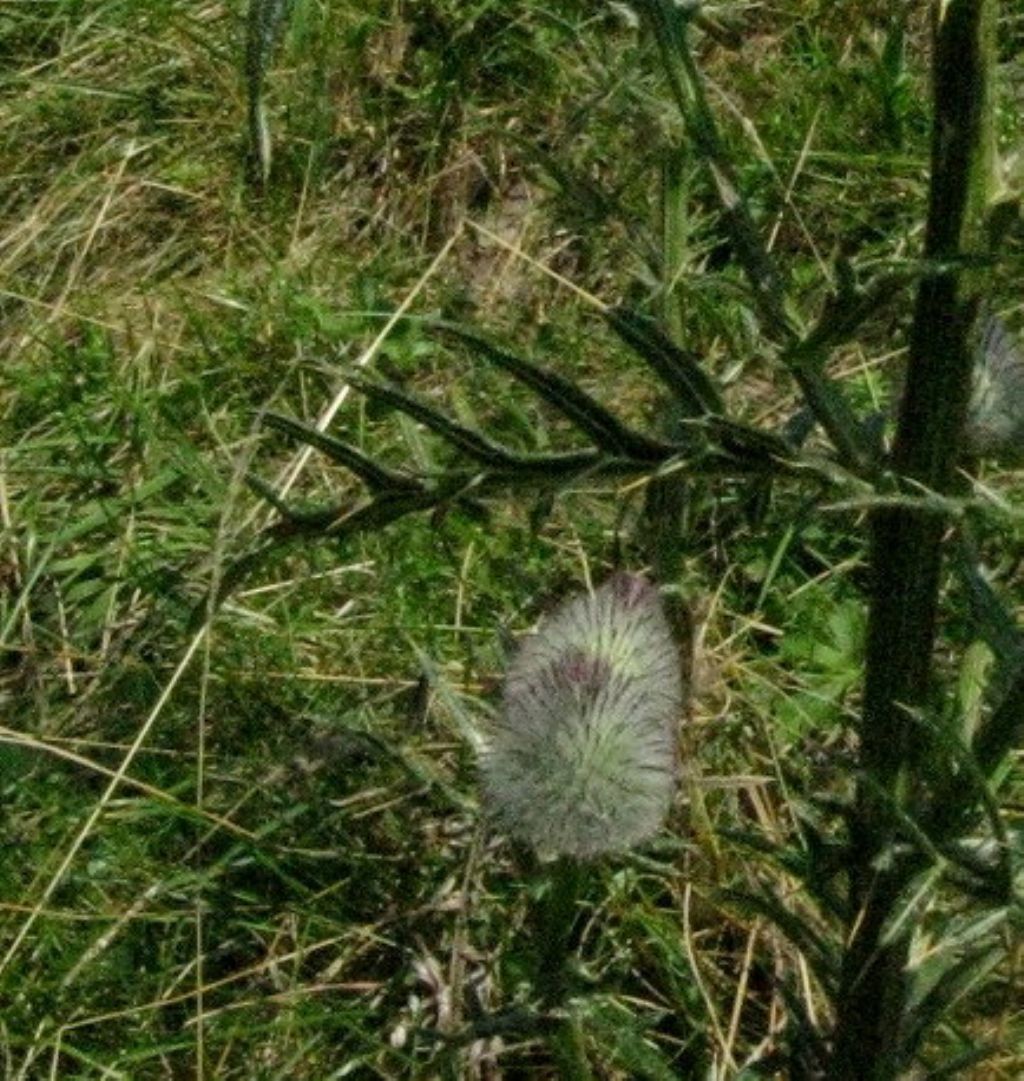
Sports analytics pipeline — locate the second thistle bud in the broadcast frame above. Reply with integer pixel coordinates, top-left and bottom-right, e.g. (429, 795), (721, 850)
(965, 313), (1024, 461)
(481, 573), (682, 860)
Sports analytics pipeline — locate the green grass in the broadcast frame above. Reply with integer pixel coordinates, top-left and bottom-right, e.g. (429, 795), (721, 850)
(1, 1), (1022, 1077)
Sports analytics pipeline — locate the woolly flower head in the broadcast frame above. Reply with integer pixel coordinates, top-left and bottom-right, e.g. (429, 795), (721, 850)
(482, 573), (682, 859)
(965, 313), (1024, 461)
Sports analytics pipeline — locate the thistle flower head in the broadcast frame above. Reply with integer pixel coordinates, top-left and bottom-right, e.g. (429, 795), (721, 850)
(966, 313), (1024, 461)
(481, 573), (682, 859)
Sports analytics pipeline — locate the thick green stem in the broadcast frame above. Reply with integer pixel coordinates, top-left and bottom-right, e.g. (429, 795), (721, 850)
(534, 858), (593, 1081)
(830, 3), (998, 1078)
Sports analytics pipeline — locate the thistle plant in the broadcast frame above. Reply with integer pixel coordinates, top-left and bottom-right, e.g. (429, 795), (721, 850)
(476, 572), (682, 1079)
(226, 1), (1021, 1076)
(482, 571), (681, 860)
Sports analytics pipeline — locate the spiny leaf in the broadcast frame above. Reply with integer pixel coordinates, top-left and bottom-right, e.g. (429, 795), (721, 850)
(262, 411), (422, 493)
(434, 323), (675, 460)
(271, 486), (445, 540)
(702, 415), (793, 464)
(633, 0), (792, 337)
(902, 940), (1005, 1064)
(800, 266), (916, 356)
(244, 472), (352, 530)
(908, 705), (1011, 891)
(634, 4), (873, 473)
(973, 657), (1024, 779)
(782, 349), (876, 474)
(245, 485), (382, 544)
(343, 373), (602, 474)
(952, 533), (1024, 717)
(605, 306), (724, 416)
(480, 451), (615, 483)
(345, 372), (513, 464)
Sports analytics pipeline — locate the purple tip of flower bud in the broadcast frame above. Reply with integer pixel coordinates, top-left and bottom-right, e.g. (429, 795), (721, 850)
(608, 570), (656, 610)
(558, 649), (612, 694)
(481, 573), (683, 859)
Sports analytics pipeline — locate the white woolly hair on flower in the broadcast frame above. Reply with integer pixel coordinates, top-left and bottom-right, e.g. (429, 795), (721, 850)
(481, 573), (682, 859)
(965, 313), (1024, 461)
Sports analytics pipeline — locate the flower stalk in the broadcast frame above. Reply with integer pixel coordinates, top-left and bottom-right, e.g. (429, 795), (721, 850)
(534, 858), (593, 1081)
(483, 573), (682, 1076)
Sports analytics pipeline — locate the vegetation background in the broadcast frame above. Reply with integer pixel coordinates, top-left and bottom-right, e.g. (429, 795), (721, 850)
(0, 1), (1021, 1077)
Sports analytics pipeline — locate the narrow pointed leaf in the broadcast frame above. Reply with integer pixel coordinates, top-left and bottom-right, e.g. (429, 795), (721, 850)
(974, 657), (1024, 778)
(782, 349), (876, 473)
(902, 943), (1004, 1063)
(262, 487), (439, 542)
(801, 267), (916, 355)
(703, 415), (792, 463)
(957, 542), (1024, 666)
(909, 706), (1010, 884)
(435, 323), (674, 460)
(262, 411), (422, 493)
(605, 306), (724, 416)
(243, 472), (349, 529)
(345, 374), (610, 477)
(962, 536), (1024, 647)
(344, 374), (531, 467)
(481, 450), (609, 481)
(635, 2), (874, 473)
(634, 0), (792, 336)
